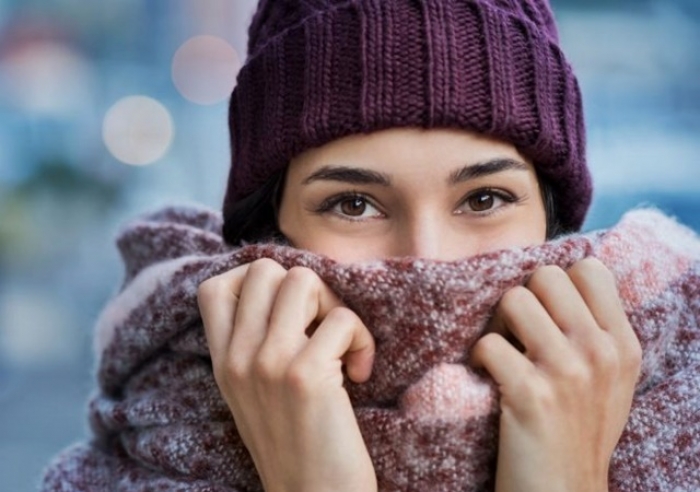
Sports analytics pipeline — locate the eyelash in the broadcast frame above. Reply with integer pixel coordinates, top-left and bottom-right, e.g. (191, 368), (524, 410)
(313, 188), (520, 221)
(314, 191), (383, 221)
(456, 188), (519, 217)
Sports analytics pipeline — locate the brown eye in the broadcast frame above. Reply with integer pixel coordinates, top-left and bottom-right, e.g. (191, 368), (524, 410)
(340, 197), (367, 216)
(457, 188), (516, 216)
(467, 192), (495, 212)
(318, 194), (384, 221)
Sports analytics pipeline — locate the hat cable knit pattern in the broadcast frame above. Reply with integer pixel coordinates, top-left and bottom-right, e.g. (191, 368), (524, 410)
(224, 0), (591, 232)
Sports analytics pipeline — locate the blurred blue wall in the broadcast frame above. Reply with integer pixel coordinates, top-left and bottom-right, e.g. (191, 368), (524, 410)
(0, 1), (698, 490)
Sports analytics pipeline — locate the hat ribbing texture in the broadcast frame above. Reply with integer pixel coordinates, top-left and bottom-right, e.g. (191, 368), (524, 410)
(224, 0), (591, 233)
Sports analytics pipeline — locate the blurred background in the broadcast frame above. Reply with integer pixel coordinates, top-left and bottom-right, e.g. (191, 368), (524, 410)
(0, 0), (698, 490)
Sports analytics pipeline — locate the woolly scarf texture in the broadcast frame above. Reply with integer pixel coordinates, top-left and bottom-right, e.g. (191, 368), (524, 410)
(42, 206), (700, 491)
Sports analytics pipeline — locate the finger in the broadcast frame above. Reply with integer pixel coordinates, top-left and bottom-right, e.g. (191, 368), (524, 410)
(489, 286), (569, 362)
(486, 308), (525, 353)
(296, 307), (375, 383)
(567, 258), (641, 352)
(230, 259), (288, 363)
(262, 267), (344, 358)
(197, 263), (250, 361)
(566, 259), (632, 335)
(470, 332), (535, 388)
(526, 265), (600, 341)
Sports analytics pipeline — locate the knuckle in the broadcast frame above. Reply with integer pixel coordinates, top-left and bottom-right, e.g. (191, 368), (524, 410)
(558, 359), (593, 388)
(499, 285), (533, 308)
(197, 275), (224, 301)
(284, 362), (316, 395)
(473, 332), (502, 355)
(248, 257), (285, 277)
(513, 376), (555, 410)
(470, 333), (497, 366)
(531, 264), (566, 282)
(251, 352), (282, 382)
(224, 356), (248, 380)
(527, 265), (567, 291)
(579, 256), (608, 272)
(285, 266), (321, 289)
(570, 257), (615, 285)
(591, 340), (621, 373)
(325, 306), (359, 326)
(213, 358), (247, 390)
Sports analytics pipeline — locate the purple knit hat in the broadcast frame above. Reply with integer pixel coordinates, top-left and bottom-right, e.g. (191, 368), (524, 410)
(224, 0), (591, 233)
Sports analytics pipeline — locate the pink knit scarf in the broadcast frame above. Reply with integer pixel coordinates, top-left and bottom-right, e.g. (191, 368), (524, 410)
(42, 206), (700, 491)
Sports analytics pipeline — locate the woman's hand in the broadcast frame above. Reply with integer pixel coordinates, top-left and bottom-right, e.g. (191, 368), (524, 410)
(471, 258), (642, 492)
(197, 259), (377, 492)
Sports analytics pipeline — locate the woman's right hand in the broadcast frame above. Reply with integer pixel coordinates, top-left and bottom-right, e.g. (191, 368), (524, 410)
(197, 259), (377, 492)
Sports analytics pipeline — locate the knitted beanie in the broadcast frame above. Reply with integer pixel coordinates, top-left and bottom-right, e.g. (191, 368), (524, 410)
(223, 0), (591, 233)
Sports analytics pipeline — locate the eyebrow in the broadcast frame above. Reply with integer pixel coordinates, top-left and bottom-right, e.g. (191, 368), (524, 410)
(301, 158), (528, 187)
(448, 158), (529, 184)
(302, 165), (392, 186)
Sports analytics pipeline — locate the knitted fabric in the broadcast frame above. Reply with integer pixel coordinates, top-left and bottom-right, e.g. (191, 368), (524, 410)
(224, 0), (591, 233)
(42, 206), (700, 491)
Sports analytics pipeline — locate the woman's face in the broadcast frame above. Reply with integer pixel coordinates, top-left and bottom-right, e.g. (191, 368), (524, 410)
(278, 128), (547, 263)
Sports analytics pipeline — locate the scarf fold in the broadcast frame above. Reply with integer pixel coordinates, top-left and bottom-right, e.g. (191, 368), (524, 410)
(42, 206), (700, 491)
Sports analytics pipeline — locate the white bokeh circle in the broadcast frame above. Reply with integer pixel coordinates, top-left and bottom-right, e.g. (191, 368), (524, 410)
(102, 96), (174, 166)
(172, 35), (241, 105)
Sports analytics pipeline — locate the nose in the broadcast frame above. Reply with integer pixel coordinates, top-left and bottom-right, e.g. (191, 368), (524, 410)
(392, 215), (468, 261)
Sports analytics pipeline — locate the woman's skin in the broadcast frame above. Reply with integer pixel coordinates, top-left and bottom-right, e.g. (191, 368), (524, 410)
(278, 128), (547, 261)
(197, 128), (642, 492)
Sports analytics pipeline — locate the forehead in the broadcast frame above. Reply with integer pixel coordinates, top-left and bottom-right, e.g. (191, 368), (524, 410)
(288, 127), (533, 177)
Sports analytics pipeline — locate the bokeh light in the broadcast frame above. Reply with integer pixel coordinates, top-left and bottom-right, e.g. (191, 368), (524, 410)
(0, 287), (77, 366)
(171, 35), (240, 105)
(102, 96), (174, 166)
(0, 41), (93, 116)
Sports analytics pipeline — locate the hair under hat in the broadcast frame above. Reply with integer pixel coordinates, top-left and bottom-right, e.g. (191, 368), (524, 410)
(223, 0), (591, 235)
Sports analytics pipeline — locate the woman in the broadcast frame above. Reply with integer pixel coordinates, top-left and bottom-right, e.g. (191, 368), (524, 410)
(45, 0), (700, 491)
(197, 1), (641, 491)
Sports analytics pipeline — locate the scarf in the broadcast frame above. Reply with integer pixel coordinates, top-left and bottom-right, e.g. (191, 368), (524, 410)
(41, 206), (700, 491)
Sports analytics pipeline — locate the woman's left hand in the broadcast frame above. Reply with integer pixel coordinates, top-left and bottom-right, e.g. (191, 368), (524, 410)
(471, 258), (642, 492)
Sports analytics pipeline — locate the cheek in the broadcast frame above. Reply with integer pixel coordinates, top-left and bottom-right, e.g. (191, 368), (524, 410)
(465, 208), (547, 256)
(278, 196), (391, 262)
(485, 227), (544, 251)
(293, 233), (388, 263)
(278, 211), (379, 261)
